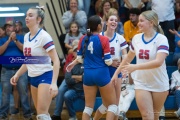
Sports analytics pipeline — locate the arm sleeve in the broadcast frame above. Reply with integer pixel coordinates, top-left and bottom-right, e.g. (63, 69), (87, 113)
(77, 35), (85, 63)
(119, 35), (128, 50)
(157, 35), (169, 55)
(65, 71), (76, 85)
(75, 11), (87, 26)
(64, 34), (69, 44)
(99, 35), (112, 65)
(42, 33), (55, 52)
(62, 11), (74, 28)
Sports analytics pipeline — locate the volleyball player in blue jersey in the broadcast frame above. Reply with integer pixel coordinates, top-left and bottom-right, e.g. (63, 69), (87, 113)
(66, 15), (117, 120)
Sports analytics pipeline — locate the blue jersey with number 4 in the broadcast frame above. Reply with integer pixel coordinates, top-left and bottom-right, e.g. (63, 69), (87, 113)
(77, 34), (111, 68)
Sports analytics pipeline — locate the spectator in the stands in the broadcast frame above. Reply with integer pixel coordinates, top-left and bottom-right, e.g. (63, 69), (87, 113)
(169, 29), (180, 65)
(78, 0), (91, 17)
(62, 0), (87, 34)
(64, 21), (83, 54)
(123, 0), (146, 22)
(14, 20), (25, 35)
(95, 0), (119, 18)
(0, 26), (5, 38)
(150, 0), (175, 52)
(51, 43), (81, 120)
(123, 8), (141, 45)
(170, 59), (180, 119)
(102, 8), (124, 35)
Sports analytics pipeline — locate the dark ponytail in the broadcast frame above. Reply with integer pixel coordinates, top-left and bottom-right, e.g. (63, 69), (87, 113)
(82, 15), (101, 59)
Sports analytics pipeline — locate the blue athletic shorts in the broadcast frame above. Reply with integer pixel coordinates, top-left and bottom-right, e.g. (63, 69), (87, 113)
(108, 66), (122, 78)
(83, 67), (111, 87)
(29, 71), (52, 88)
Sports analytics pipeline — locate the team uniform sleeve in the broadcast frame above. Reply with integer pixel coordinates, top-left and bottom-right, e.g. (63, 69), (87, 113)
(157, 35), (169, 55)
(42, 33), (55, 52)
(119, 35), (128, 50)
(76, 35), (85, 63)
(129, 36), (135, 53)
(99, 35), (112, 65)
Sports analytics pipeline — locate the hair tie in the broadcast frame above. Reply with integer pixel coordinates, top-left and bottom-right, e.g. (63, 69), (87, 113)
(36, 6), (44, 9)
(87, 29), (90, 33)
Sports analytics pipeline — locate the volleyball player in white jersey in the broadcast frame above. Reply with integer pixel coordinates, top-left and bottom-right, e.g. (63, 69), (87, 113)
(94, 8), (128, 120)
(10, 6), (60, 120)
(111, 10), (169, 120)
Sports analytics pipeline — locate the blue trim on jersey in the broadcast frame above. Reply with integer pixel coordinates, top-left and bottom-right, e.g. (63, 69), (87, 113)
(121, 41), (127, 47)
(109, 33), (116, 42)
(142, 32), (158, 44)
(29, 28), (42, 42)
(104, 52), (111, 61)
(101, 32), (116, 43)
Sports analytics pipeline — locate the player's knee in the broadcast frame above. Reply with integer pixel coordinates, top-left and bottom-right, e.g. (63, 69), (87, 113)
(36, 114), (50, 120)
(83, 106), (93, 116)
(107, 104), (118, 115)
(98, 104), (107, 114)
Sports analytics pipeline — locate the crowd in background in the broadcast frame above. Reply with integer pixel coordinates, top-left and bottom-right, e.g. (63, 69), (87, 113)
(0, 0), (180, 120)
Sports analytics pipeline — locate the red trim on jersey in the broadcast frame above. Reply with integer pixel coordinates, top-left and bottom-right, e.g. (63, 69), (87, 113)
(78, 35), (86, 51)
(43, 41), (54, 50)
(98, 35), (111, 54)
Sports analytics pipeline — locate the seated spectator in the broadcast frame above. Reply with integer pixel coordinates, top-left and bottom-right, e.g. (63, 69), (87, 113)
(63, 40), (79, 74)
(123, 8), (141, 45)
(64, 21), (83, 54)
(51, 42), (79, 120)
(97, 0), (112, 19)
(123, 0), (146, 22)
(62, 0), (87, 34)
(103, 8), (124, 35)
(0, 26), (5, 38)
(169, 29), (180, 65)
(170, 59), (180, 119)
(14, 20), (25, 35)
(64, 46), (84, 120)
(118, 73), (135, 120)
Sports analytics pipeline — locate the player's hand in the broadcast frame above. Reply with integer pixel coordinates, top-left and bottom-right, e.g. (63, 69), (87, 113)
(10, 74), (19, 85)
(49, 83), (58, 98)
(111, 74), (118, 86)
(111, 59), (120, 68)
(122, 63), (136, 73)
(10, 32), (16, 41)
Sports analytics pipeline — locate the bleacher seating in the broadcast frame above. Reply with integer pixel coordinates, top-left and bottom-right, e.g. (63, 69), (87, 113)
(166, 52), (174, 66)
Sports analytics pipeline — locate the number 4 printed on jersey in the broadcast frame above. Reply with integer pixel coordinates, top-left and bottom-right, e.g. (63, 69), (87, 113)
(88, 42), (93, 54)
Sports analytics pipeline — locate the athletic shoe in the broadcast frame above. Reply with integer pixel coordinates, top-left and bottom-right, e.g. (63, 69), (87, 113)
(69, 116), (77, 120)
(119, 111), (128, 120)
(10, 108), (19, 115)
(0, 116), (8, 120)
(174, 111), (180, 119)
(51, 115), (61, 120)
(159, 116), (165, 120)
